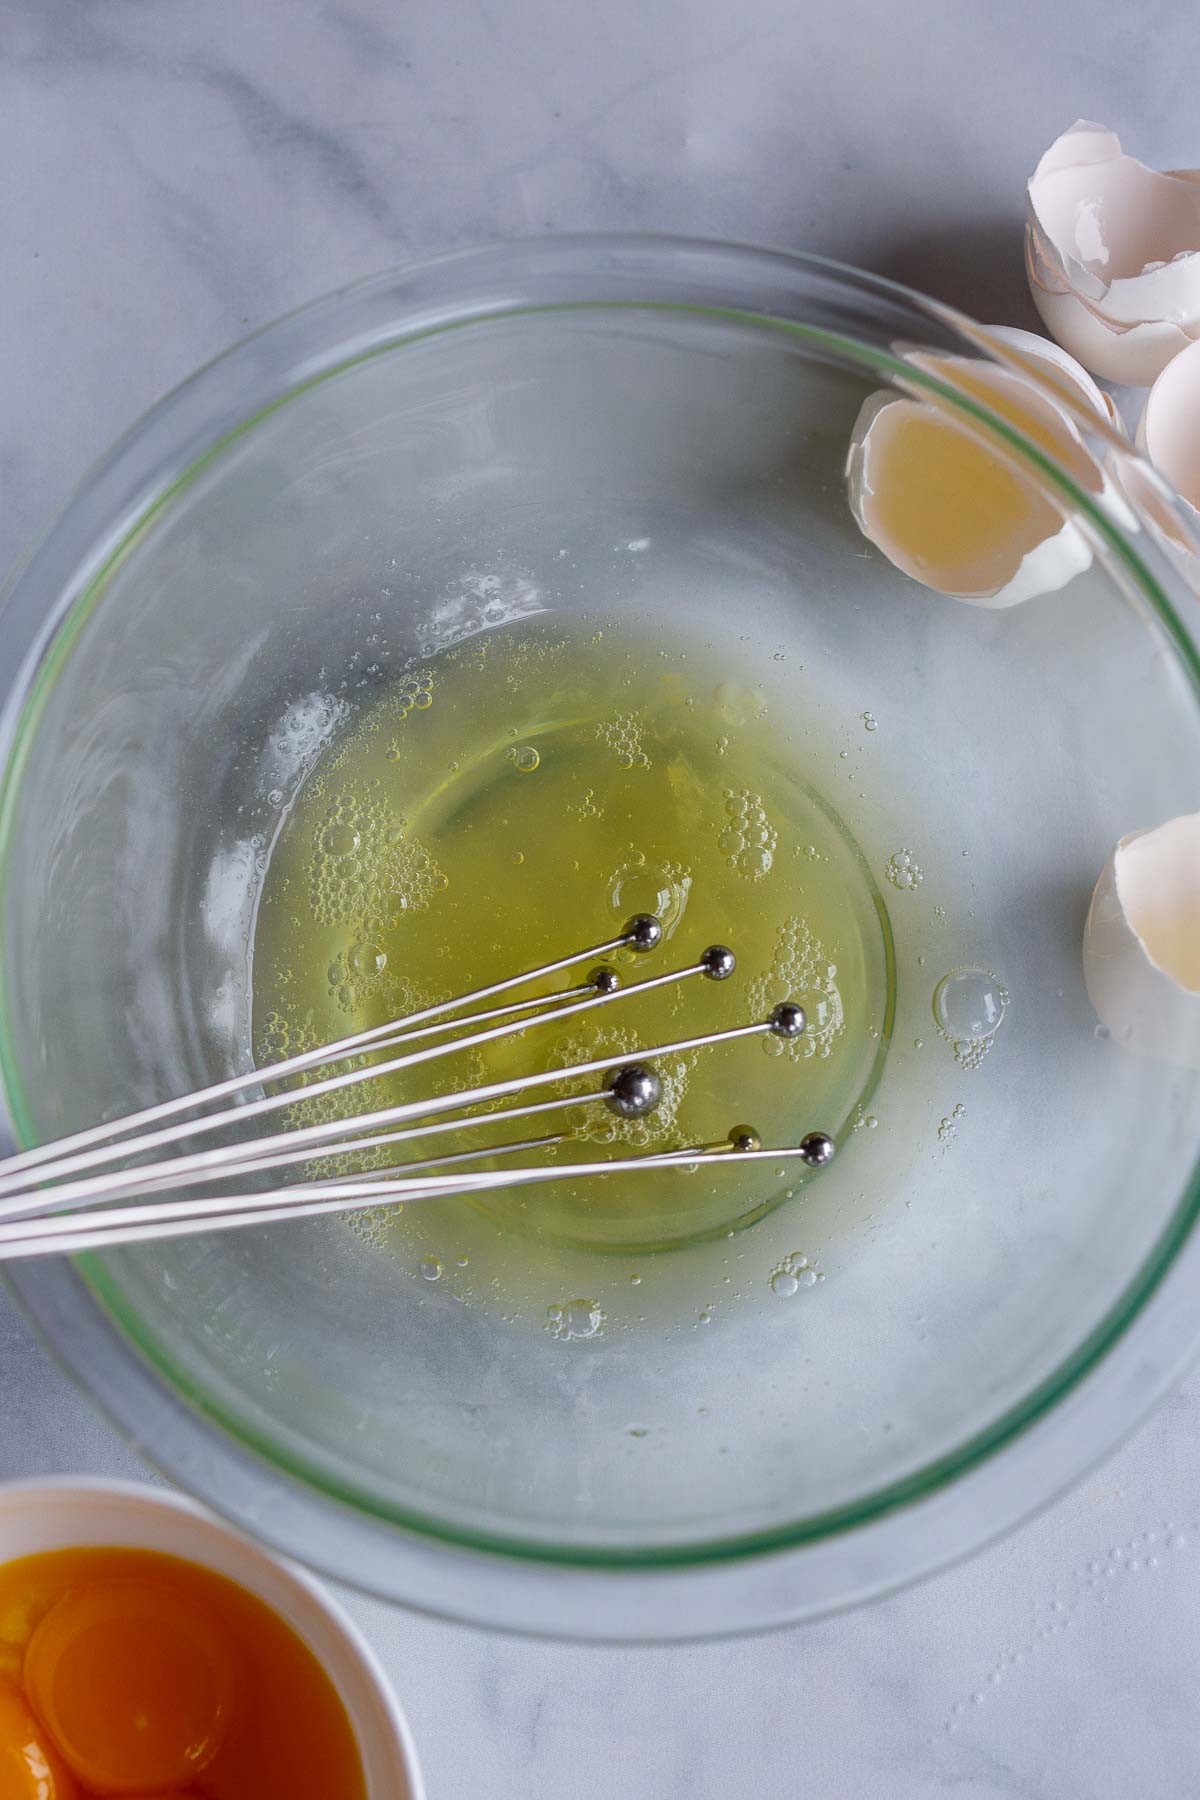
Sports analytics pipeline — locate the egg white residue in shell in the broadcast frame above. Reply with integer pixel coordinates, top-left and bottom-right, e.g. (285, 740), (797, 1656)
(980, 326), (1140, 535)
(1026, 120), (1200, 386)
(1083, 811), (1200, 1068)
(846, 348), (1107, 607)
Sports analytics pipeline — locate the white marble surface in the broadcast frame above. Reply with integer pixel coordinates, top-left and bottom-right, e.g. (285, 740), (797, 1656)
(2, 2), (1198, 1794)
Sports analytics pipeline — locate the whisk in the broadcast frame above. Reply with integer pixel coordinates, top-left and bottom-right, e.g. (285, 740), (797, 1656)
(0, 914), (836, 1260)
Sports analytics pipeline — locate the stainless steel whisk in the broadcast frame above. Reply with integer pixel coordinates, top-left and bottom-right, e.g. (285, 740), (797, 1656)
(0, 914), (836, 1259)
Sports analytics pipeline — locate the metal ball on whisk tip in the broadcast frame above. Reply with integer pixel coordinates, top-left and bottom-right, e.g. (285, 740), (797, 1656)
(698, 943), (735, 980)
(605, 1064), (663, 1118)
(769, 1000), (807, 1038)
(799, 1131), (836, 1167)
(623, 913), (664, 953)
(727, 1124), (762, 1153)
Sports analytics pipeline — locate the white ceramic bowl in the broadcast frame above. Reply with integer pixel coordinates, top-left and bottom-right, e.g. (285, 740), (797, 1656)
(0, 1477), (423, 1799)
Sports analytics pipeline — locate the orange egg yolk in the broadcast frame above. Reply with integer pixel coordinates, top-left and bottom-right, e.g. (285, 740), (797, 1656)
(0, 1677), (79, 1799)
(24, 1579), (235, 1794)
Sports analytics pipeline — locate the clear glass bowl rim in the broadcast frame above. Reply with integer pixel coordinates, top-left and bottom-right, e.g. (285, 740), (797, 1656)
(2, 233), (1199, 1640)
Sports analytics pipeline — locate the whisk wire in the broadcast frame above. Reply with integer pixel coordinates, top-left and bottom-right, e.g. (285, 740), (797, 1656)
(0, 1144), (830, 1260)
(0, 915), (837, 1259)
(0, 944), (701, 1209)
(0, 1007), (762, 1225)
(0, 1089), (616, 1219)
(0, 918), (657, 1191)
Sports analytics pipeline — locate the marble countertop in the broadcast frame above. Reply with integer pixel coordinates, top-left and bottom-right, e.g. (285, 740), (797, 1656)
(2, 2), (1197, 1793)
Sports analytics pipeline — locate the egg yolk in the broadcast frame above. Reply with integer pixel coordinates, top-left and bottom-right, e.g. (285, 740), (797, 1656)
(24, 1579), (235, 1794)
(0, 1677), (78, 1799)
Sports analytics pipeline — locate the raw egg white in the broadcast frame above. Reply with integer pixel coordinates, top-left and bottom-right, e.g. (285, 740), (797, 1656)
(1083, 812), (1200, 1067)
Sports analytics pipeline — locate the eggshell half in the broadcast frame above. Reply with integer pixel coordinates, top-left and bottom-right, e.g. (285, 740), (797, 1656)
(1083, 812), (1200, 1067)
(1138, 336), (1200, 532)
(847, 352), (1100, 606)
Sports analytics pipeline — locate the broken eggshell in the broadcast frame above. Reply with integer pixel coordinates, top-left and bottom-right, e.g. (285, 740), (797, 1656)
(1083, 812), (1200, 1067)
(846, 346), (1107, 606)
(1026, 121), (1200, 386)
(1137, 335), (1200, 546)
(983, 325), (1124, 433)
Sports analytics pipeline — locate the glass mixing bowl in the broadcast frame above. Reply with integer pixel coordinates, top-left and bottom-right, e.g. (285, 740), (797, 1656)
(2, 239), (1200, 1640)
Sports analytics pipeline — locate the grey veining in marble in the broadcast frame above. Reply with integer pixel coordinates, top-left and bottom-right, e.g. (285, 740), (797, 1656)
(2, 1), (1198, 1794)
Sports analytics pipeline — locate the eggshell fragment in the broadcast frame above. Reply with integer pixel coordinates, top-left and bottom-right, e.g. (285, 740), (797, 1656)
(1026, 121), (1200, 385)
(983, 325), (1123, 433)
(1083, 812), (1200, 1066)
(846, 350), (1101, 606)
